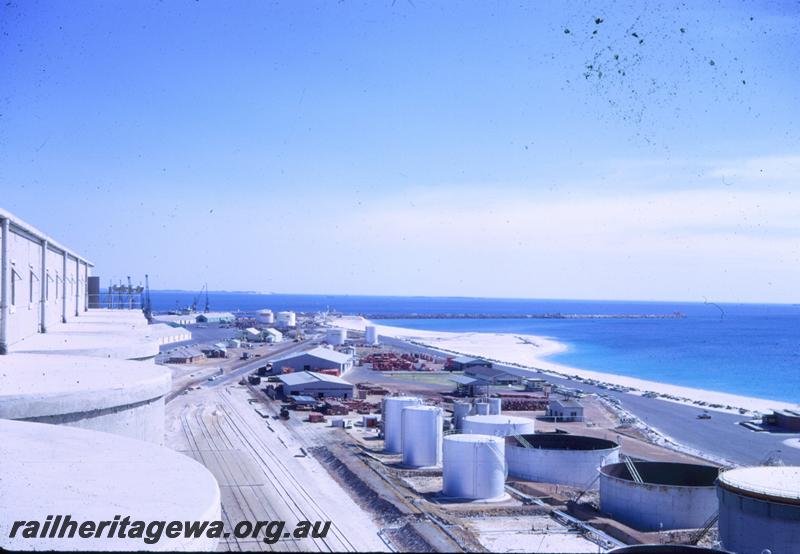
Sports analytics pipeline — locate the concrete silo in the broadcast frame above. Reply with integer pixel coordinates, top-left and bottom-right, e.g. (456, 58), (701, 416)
(488, 397), (502, 415)
(443, 434), (506, 500)
(452, 401), (473, 430)
(474, 402), (490, 415)
(382, 396), (422, 453)
(462, 414), (535, 437)
(401, 405), (443, 467)
(599, 461), (719, 531)
(506, 434), (620, 488)
(326, 328), (347, 345)
(717, 466), (800, 554)
(365, 325), (379, 345)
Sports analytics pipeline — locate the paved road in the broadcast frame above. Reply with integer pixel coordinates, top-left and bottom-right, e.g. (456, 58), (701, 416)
(378, 336), (800, 466)
(204, 339), (316, 388)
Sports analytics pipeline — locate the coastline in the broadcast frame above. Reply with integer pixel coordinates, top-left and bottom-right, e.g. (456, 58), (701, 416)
(332, 315), (799, 415)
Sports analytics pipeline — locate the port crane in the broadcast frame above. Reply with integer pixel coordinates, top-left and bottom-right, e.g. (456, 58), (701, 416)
(191, 283), (210, 313)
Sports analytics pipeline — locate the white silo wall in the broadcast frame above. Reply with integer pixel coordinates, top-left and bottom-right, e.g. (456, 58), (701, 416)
(382, 396), (422, 453)
(489, 398), (502, 415)
(474, 402), (490, 415)
(453, 402), (473, 430)
(256, 309), (274, 324)
(365, 325), (379, 345)
(717, 466), (800, 554)
(276, 311), (296, 328)
(326, 328), (346, 345)
(462, 414), (535, 437)
(506, 435), (620, 488)
(443, 434), (506, 500)
(401, 406), (443, 467)
(599, 462), (719, 531)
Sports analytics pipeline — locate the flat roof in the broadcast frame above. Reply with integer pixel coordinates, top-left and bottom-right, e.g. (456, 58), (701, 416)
(552, 399), (583, 408)
(718, 466), (800, 503)
(449, 375), (481, 385)
(452, 355), (487, 364)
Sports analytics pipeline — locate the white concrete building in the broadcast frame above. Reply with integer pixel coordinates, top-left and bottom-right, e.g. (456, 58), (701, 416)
(0, 207), (220, 551)
(547, 398), (584, 422)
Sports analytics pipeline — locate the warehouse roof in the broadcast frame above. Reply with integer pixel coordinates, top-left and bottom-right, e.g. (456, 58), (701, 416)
(169, 346), (204, 358)
(452, 355), (488, 364)
(272, 346), (351, 364)
(449, 375), (483, 385)
(278, 371), (352, 387)
(551, 399), (583, 408)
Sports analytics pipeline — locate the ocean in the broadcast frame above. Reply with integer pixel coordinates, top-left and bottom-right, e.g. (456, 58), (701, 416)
(150, 291), (800, 404)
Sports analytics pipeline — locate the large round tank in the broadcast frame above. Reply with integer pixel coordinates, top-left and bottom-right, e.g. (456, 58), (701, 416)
(401, 405), (443, 467)
(276, 311), (296, 328)
(474, 402), (490, 415)
(489, 397), (502, 415)
(506, 434), (620, 488)
(599, 462), (719, 531)
(256, 309), (274, 324)
(326, 328), (346, 345)
(382, 396), (422, 453)
(717, 466), (800, 554)
(462, 414), (536, 437)
(453, 401), (473, 430)
(365, 325), (379, 345)
(443, 434), (506, 500)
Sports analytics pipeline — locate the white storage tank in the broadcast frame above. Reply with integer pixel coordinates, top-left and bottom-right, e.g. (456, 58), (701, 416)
(326, 328), (347, 345)
(276, 311), (296, 329)
(462, 414), (535, 437)
(382, 396), (421, 453)
(474, 402), (490, 415)
(365, 325), (379, 345)
(256, 309), (274, 324)
(453, 401), (472, 430)
(506, 434), (620, 488)
(489, 397), (502, 415)
(401, 405), (443, 467)
(443, 434), (506, 500)
(717, 466), (800, 554)
(599, 461), (719, 531)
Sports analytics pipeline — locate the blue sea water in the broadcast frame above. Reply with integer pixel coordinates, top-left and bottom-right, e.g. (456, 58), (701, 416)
(150, 292), (800, 404)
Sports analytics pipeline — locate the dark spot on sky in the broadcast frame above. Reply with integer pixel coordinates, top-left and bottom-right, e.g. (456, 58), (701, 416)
(680, 27), (686, 33)
(709, 59), (715, 66)
(595, 17), (604, 25)
(564, 28), (571, 34)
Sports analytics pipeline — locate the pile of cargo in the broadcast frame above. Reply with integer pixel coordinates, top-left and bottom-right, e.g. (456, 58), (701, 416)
(308, 412), (325, 423)
(495, 393), (549, 411)
(356, 383), (389, 396)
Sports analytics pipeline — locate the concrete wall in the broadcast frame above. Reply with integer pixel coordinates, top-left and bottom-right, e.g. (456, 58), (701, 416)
(507, 443), (619, 489)
(21, 397), (166, 445)
(6, 228), (44, 345)
(718, 486), (800, 554)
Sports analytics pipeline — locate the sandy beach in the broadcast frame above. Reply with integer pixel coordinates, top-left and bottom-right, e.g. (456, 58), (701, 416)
(333, 316), (800, 415)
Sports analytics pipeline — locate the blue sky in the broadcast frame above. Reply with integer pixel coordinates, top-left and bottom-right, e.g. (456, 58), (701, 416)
(1, 1), (799, 302)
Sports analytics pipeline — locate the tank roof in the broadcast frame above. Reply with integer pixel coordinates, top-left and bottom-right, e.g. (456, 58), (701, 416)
(509, 433), (618, 451)
(718, 466), (800, 504)
(404, 405), (441, 412)
(445, 433), (502, 443)
(601, 461), (718, 487)
(464, 414), (534, 424)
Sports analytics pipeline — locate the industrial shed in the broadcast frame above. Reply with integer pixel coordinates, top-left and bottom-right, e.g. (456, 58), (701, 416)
(547, 398), (584, 422)
(447, 356), (493, 371)
(278, 371), (354, 399)
(166, 346), (205, 364)
(464, 365), (521, 385)
(449, 375), (490, 396)
(271, 346), (353, 374)
(195, 312), (235, 324)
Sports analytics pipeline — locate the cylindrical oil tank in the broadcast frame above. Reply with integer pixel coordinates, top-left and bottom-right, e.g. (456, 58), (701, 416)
(382, 396), (422, 453)
(474, 402), (490, 415)
(489, 397), (502, 415)
(453, 401), (473, 430)
(365, 325), (379, 345)
(256, 309), (274, 324)
(717, 466), (800, 554)
(443, 434), (506, 500)
(401, 406), (443, 467)
(506, 434), (620, 488)
(463, 414), (535, 437)
(326, 328), (346, 345)
(276, 311), (296, 328)
(599, 462), (719, 531)
(609, 546), (730, 553)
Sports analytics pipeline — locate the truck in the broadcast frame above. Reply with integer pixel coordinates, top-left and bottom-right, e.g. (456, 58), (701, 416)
(240, 352), (251, 360)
